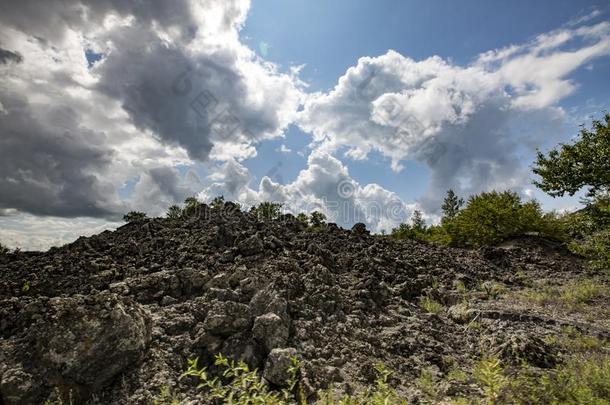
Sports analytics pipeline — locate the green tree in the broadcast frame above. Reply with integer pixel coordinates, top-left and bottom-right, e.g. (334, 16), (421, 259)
(533, 113), (610, 199)
(183, 197), (200, 217)
(210, 195), (225, 210)
(391, 223), (415, 240)
(448, 191), (561, 247)
(250, 202), (282, 221)
(123, 211), (147, 223)
(309, 211), (326, 228)
(296, 213), (309, 226)
(166, 205), (182, 220)
(411, 210), (426, 232)
(441, 189), (464, 221)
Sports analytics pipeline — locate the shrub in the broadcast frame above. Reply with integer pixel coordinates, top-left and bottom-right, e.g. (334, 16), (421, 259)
(509, 354), (610, 404)
(183, 197), (201, 217)
(473, 356), (508, 403)
(296, 213), (309, 226)
(447, 191), (563, 247)
(0, 242), (9, 256)
(250, 202), (283, 221)
(166, 205), (182, 220)
(309, 211), (326, 228)
(180, 354), (303, 404)
(210, 195), (225, 210)
(420, 296), (443, 314)
(123, 211), (147, 223)
(569, 228), (610, 273)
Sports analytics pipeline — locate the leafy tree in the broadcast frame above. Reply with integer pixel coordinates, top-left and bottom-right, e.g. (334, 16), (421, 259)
(411, 210), (426, 232)
(250, 202), (282, 221)
(533, 113), (610, 199)
(166, 205), (182, 220)
(183, 196), (200, 217)
(296, 213), (309, 226)
(123, 211), (147, 223)
(210, 195), (225, 210)
(391, 223), (416, 240)
(0, 242), (9, 256)
(441, 189), (464, 221)
(447, 191), (562, 247)
(309, 211), (326, 228)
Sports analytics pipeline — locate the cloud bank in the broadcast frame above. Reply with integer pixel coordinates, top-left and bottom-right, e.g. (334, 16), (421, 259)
(0, 1), (609, 249)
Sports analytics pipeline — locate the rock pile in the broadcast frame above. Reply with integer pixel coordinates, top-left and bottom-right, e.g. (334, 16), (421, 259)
(0, 203), (592, 403)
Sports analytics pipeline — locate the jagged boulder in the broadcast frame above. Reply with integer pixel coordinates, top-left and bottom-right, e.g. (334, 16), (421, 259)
(263, 347), (298, 386)
(0, 292), (151, 404)
(252, 313), (289, 352)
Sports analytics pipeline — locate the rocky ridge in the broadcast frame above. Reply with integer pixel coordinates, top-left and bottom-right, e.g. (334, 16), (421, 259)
(0, 202), (606, 403)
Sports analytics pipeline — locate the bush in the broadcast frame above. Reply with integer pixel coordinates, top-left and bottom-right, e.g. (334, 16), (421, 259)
(509, 354), (610, 404)
(176, 355), (405, 405)
(0, 242), (9, 256)
(180, 354), (302, 404)
(569, 229), (610, 273)
(210, 196), (225, 210)
(296, 213), (309, 226)
(309, 211), (326, 228)
(166, 205), (182, 220)
(447, 191), (563, 247)
(123, 211), (147, 223)
(250, 202), (283, 221)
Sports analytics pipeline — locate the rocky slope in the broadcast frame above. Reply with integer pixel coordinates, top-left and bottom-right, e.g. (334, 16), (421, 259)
(0, 203), (608, 404)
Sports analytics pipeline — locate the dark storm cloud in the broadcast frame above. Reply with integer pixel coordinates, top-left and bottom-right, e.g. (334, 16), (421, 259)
(0, 0), (301, 219)
(0, 48), (23, 64)
(0, 92), (124, 217)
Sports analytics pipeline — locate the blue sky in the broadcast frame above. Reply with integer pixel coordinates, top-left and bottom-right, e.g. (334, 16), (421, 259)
(239, 0), (610, 207)
(1, 0), (610, 249)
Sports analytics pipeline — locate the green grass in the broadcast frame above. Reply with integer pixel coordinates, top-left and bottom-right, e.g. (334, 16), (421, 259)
(420, 296), (444, 314)
(520, 279), (609, 311)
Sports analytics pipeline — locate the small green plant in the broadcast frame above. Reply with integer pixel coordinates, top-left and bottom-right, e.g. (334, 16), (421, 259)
(43, 388), (74, 405)
(455, 280), (467, 293)
(420, 296), (443, 315)
(473, 356), (508, 404)
(480, 281), (505, 300)
(508, 354), (610, 404)
(180, 354), (302, 404)
(521, 279), (609, 311)
(21, 281), (30, 293)
(123, 211), (147, 223)
(417, 368), (439, 400)
(153, 385), (179, 405)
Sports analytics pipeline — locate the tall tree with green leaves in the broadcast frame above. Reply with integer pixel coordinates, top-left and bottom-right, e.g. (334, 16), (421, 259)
(183, 197), (200, 217)
(441, 189), (464, 221)
(309, 211), (326, 228)
(166, 205), (182, 219)
(210, 195), (225, 210)
(411, 210), (426, 232)
(533, 113), (610, 199)
(123, 211), (147, 223)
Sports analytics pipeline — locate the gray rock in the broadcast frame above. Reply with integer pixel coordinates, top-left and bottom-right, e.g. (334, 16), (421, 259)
(263, 347), (298, 386)
(35, 293), (151, 391)
(0, 367), (41, 405)
(237, 235), (264, 256)
(252, 313), (289, 352)
(203, 300), (252, 336)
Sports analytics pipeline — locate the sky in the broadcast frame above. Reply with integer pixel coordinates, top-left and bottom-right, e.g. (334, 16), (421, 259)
(0, 0), (609, 250)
